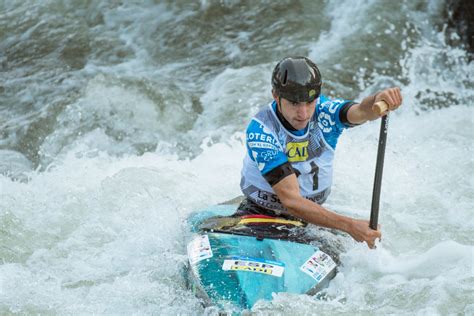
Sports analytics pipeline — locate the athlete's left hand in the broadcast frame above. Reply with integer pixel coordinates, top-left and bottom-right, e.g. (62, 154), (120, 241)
(374, 87), (403, 115)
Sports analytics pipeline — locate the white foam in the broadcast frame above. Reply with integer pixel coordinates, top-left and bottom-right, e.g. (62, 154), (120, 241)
(1, 0), (473, 314)
(0, 150), (32, 180)
(0, 136), (245, 314)
(193, 64), (271, 140)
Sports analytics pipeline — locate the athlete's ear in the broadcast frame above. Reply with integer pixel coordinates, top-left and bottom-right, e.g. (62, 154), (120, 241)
(272, 90), (279, 103)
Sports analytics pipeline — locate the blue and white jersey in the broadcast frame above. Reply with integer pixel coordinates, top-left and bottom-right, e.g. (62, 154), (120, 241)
(240, 95), (353, 214)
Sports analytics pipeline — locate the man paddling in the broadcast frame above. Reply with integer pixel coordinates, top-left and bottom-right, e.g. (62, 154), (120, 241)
(238, 56), (402, 248)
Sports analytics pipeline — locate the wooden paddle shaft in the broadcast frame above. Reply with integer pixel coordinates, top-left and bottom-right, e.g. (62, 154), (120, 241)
(372, 100), (389, 115)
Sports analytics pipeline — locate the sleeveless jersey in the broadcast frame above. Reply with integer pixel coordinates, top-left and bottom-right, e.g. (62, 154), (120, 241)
(240, 95), (352, 215)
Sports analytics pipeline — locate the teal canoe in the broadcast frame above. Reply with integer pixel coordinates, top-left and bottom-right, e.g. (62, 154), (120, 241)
(185, 203), (338, 311)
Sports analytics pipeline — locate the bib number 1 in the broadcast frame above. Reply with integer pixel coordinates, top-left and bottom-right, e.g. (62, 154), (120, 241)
(294, 161), (319, 191)
(310, 161), (319, 191)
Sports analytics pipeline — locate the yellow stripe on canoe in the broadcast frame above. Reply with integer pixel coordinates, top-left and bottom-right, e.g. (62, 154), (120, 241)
(238, 218), (304, 226)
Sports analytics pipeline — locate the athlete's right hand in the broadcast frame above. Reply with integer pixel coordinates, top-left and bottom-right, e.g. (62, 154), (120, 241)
(348, 219), (381, 249)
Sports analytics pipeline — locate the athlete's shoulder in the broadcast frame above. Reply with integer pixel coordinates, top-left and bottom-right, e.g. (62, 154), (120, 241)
(315, 94), (353, 149)
(245, 119), (286, 174)
(246, 118), (280, 149)
(316, 94), (348, 115)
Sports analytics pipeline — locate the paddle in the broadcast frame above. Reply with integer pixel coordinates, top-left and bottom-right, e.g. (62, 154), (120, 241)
(369, 101), (389, 230)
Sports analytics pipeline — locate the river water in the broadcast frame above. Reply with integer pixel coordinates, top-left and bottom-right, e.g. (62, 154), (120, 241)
(0, 0), (473, 315)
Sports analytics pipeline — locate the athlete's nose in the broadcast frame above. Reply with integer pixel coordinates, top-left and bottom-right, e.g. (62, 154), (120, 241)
(297, 103), (310, 118)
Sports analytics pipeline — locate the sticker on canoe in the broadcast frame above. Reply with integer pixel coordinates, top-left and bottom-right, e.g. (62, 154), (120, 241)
(187, 235), (213, 265)
(300, 250), (336, 282)
(222, 256), (285, 277)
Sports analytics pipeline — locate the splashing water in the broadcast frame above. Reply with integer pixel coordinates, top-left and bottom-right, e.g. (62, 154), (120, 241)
(0, 0), (472, 314)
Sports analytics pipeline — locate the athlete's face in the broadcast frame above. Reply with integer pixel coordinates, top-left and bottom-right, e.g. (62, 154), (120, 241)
(275, 95), (317, 130)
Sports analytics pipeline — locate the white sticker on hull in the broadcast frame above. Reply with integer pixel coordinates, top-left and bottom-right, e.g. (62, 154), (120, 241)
(187, 235), (213, 265)
(222, 256), (285, 277)
(300, 250), (336, 282)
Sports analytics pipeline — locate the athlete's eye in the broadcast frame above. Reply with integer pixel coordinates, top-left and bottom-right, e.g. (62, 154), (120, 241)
(291, 102), (298, 106)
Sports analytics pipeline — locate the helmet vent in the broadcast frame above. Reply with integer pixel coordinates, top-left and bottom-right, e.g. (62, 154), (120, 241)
(282, 70), (288, 86)
(271, 56), (322, 102)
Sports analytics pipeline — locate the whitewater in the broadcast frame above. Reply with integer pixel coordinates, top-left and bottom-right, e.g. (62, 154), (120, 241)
(0, 1), (472, 314)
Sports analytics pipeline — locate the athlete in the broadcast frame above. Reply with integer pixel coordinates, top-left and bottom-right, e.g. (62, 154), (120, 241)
(238, 56), (402, 248)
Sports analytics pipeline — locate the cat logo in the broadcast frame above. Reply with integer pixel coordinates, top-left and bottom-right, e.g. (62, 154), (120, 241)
(286, 141), (309, 162)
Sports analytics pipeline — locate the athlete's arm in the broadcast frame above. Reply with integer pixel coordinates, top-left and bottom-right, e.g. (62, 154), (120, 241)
(347, 87), (403, 125)
(272, 173), (381, 248)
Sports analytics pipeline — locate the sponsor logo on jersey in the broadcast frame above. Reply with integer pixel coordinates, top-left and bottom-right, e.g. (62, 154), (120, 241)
(248, 141), (278, 151)
(286, 141), (309, 162)
(318, 112), (336, 133)
(247, 132), (279, 146)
